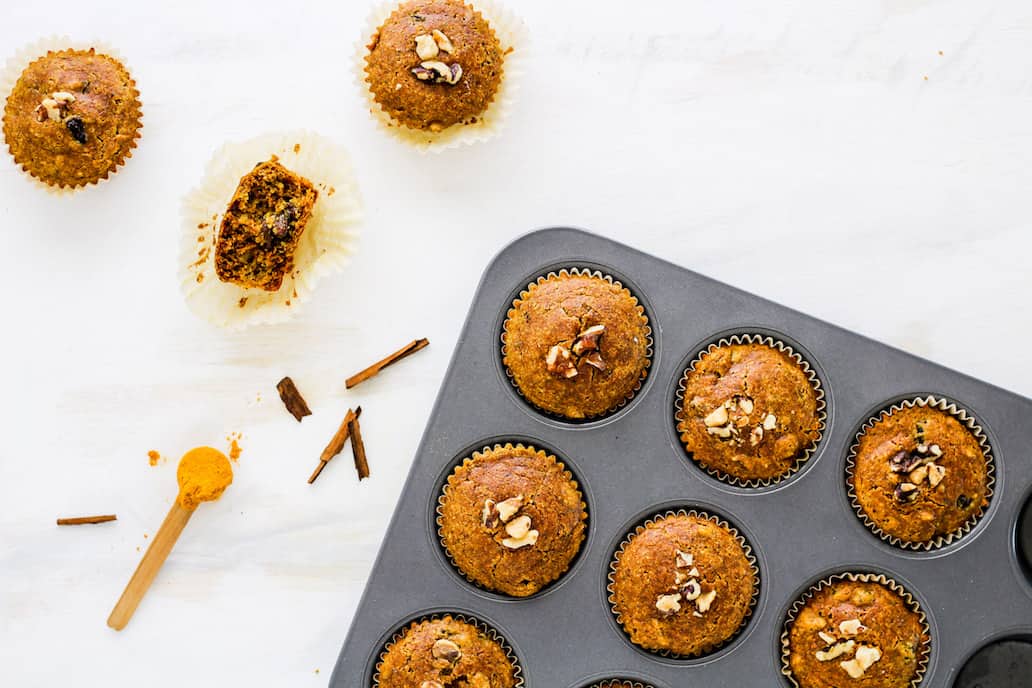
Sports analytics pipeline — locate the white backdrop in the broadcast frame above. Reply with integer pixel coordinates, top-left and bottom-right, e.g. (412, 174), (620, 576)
(1, 0), (1030, 685)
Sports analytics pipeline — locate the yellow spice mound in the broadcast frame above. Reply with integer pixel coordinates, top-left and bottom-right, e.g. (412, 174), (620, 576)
(176, 447), (233, 510)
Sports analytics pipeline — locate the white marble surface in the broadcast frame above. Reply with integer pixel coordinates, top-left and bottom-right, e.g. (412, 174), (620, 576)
(1, 0), (1030, 684)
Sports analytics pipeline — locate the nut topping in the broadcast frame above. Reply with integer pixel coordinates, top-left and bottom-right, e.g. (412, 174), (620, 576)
(927, 463), (946, 487)
(481, 499), (498, 528)
(655, 593), (682, 616)
(695, 589), (717, 613)
(548, 325), (609, 377)
(502, 529), (539, 549)
(818, 631), (837, 645)
(738, 397), (754, 414)
(495, 495), (524, 522)
(675, 550), (694, 567)
(431, 29), (454, 54)
(838, 618), (865, 636)
(749, 425), (764, 446)
(432, 638), (461, 663)
(583, 350), (606, 371)
(35, 91), (75, 123)
(571, 325), (605, 356)
(763, 413), (777, 430)
(421, 682), (445, 688)
(908, 465), (928, 485)
(414, 34), (440, 59)
(841, 645), (881, 678)
(411, 60), (462, 85)
(707, 425), (733, 438)
(681, 579), (701, 601)
(504, 515), (532, 539)
(704, 406), (729, 427)
(545, 344), (578, 378)
(894, 482), (919, 503)
(815, 640), (855, 661)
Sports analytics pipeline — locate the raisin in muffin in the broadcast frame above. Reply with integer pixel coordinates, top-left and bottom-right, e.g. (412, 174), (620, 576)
(503, 271), (650, 420)
(677, 340), (821, 483)
(609, 512), (756, 657)
(438, 444), (586, 597)
(785, 578), (928, 688)
(3, 47), (141, 189)
(850, 402), (989, 545)
(377, 616), (516, 688)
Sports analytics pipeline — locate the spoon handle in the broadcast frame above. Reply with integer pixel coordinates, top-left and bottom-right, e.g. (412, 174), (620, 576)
(107, 501), (194, 631)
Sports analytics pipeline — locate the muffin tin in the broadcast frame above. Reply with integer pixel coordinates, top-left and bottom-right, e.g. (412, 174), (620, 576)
(330, 227), (1032, 687)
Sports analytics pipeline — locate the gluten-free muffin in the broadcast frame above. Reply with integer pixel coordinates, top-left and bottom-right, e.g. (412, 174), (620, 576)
(438, 444), (586, 597)
(849, 400), (990, 546)
(502, 270), (651, 420)
(3, 47), (141, 189)
(214, 158), (318, 292)
(377, 615), (517, 688)
(364, 0), (506, 134)
(608, 512), (757, 657)
(677, 339), (822, 484)
(785, 577), (928, 688)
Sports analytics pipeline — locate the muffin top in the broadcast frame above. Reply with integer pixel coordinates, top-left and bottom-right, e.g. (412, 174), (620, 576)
(439, 444), (586, 597)
(365, 0), (505, 132)
(3, 48), (141, 188)
(503, 272), (650, 419)
(787, 580), (927, 688)
(677, 342), (821, 482)
(377, 616), (515, 688)
(851, 404), (988, 545)
(609, 513), (756, 657)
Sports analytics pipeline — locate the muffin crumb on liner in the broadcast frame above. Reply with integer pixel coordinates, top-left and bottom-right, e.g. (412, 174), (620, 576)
(501, 267), (654, 420)
(373, 612), (524, 687)
(435, 442), (587, 596)
(674, 333), (826, 488)
(356, 0), (528, 152)
(1, 36), (142, 194)
(606, 508), (760, 659)
(845, 395), (995, 551)
(179, 130), (362, 329)
(779, 571), (932, 688)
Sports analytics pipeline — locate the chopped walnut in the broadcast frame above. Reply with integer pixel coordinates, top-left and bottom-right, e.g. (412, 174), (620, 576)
(504, 515), (532, 539)
(414, 34), (439, 59)
(695, 589), (717, 613)
(815, 639), (855, 661)
(704, 406), (729, 427)
(841, 645), (881, 678)
(571, 324), (605, 356)
(655, 593), (682, 616)
(675, 550), (694, 567)
(431, 29), (454, 54)
(838, 618), (865, 636)
(431, 638), (461, 663)
(927, 463), (946, 487)
(545, 344), (578, 378)
(502, 529), (539, 549)
(546, 324), (609, 377)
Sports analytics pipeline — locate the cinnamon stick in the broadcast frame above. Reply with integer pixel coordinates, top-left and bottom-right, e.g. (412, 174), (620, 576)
(345, 338), (429, 389)
(276, 376), (312, 422)
(308, 406), (362, 484)
(57, 514), (117, 526)
(349, 414), (369, 480)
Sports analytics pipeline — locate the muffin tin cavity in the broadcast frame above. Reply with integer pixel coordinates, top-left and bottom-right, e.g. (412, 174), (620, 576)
(430, 437), (592, 601)
(1018, 489), (1032, 587)
(672, 331), (827, 489)
(954, 635), (1032, 688)
(498, 263), (656, 426)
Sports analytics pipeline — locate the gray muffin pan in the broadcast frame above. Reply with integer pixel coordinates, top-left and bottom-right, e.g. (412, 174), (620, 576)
(330, 227), (1032, 688)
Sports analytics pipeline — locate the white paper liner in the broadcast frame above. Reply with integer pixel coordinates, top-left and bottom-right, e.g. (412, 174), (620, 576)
(780, 572), (931, 688)
(500, 267), (654, 421)
(373, 612), (524, 688)
(674, 334), (826, 488)
(845, 395), (995, 551)
(435, 442), (587, 596)
(1, 36), (142, 194)
(606, 509), (760, 659)
(587, 681), (655, 688)
(356, 0), (528, 152)
(179, 130), (362, 329)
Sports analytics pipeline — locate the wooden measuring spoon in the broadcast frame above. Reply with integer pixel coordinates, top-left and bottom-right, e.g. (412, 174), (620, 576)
(107, 447), (233, 631)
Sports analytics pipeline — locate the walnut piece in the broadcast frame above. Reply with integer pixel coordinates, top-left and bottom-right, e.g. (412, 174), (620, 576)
(504, 515), (532, 539)
(431, 638), (461, 663)
(545, 344), (578, 378)
(841, 645), (881, 678)
(763, 413), (777, 430)
(495, 495), (524, 522)
(675, 550), (694, 567)
(655, 593), (682, 616)
(432, 29), (454, 54)
(695, 589), (717, 613)
(414, 34), (439, 59)
(501, 529), (539, 549)
(704, 405), (729, 427)
(571, 324), (605, 356)
(927, 463), (946, 487)
(838, 618), (865, 636)
(815, 640), (855, 661)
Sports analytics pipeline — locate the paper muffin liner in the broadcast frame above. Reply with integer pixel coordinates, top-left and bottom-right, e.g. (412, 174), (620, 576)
(845, 395), (995, 551)
(501, 267), (654, 421)
(356, 0), (528, 152)
(779, 571), (931, 688)
(1, 36), (143, 194)
(674, 334), (826, 488)
(585, 681), (655, 688)
(436, 442), (588, 596)
(179, 130), (362, 329)
(373, 612), (524, 687)
(606, 508), (761, 660)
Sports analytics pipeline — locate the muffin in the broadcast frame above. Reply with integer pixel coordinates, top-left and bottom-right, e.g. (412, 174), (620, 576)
(377, 615), (517, 688)
(502, 270), (651, 419)
(784, 577), (928, 688)
(438, 444), (586, 597)
(3, 47), (141, 189)
(214, 158), (318, 291)
(677, 338), (822, 484)
(360, 0), (524, 148)
(849, 399), (991, 547)
(608, 511), (757, 657)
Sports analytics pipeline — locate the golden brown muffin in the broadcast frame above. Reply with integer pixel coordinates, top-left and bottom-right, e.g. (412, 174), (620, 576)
(3, 48), (141, 188)
(786, 579), (928, 688)
(214, 158), (318, 292)
(503, 271), (650, 420)
(850, 403), (989, 546)
(609, 512), (756, 657)
(365, 0), (505, 132)
(677, 341), (821, 483)
(438, 444), (586, 597)
(377, 616), (516, 688)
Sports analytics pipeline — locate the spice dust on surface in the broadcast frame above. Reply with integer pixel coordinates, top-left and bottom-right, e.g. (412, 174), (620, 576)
(226, 432), (243, 461)
(147, 450), (164, 466)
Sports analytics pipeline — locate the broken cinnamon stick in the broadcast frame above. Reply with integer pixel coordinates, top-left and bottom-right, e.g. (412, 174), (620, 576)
(349, 414), (369, 480)
(276, 376), (312, 422)
(345, 338), (429, 389)
(308, 407), (362, 484)
(57, 514), (117, 526)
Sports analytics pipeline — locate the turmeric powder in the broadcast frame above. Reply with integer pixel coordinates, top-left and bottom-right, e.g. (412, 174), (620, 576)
(176, 446), (233, 510)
